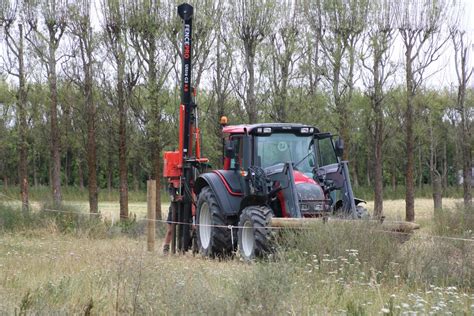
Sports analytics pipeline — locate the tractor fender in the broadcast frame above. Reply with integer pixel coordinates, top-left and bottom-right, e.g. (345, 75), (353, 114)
(194, 173), (242, 216)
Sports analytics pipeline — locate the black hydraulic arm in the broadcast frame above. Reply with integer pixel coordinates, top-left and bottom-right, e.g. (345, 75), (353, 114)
(178, 3), (194, 161)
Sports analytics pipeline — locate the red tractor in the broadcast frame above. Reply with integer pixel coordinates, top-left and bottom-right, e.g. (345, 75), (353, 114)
(164, 3), (368, 260)
(193, 123), (368, 260)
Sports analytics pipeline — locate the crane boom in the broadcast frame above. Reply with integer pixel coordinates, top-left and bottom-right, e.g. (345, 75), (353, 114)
(163, 2), (208, 254)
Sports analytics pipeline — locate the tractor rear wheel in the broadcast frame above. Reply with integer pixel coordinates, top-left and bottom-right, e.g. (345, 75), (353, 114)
(196, 186), (232, 257)
(353, 204), (370, 219)
(238, 205), (273, 261)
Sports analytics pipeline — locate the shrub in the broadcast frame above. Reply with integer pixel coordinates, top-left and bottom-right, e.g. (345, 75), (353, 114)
(433, 204), (474, 238)
(0, 202), (32, 231)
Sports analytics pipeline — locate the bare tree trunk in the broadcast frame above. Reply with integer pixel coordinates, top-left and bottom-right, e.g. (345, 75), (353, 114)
(17, 24), (29, 213)
(374, 103), (384, 217)
(391, 168), (397, 191)
(442, 141), (448, 189)
(155, 147), (162, 220)
(78, 158), (84, 190)
(118, 60), (129, 220)
(49, 58), (61, 205)
(405, 61), (415, 222)
(107, 136), (113, 197)
(86, 74), (98, 213)
(33, 150), (38, 187)
(245, 45), (257, 124)
(429, 122), (443, 213)
(432, 172), (443, 212)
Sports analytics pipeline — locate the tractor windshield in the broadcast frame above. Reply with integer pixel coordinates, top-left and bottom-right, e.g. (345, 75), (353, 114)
(255, 133), (315, 173)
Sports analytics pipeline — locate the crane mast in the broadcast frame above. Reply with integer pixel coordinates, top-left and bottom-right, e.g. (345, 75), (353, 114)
(163, 2), (207, 254)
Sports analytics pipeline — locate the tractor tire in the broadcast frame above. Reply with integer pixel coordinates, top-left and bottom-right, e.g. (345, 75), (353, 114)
(238, 205), (273, 261)
(196, 186), (232, 258)
(353, 204), (370, 219)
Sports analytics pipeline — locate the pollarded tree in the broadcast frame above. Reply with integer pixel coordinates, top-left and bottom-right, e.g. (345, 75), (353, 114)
(450, 28), (473, 208)
(25, 0), (68, 206)
(232, 0), (275, 123)
(360, 0), (397, 218)
(1, 0), (29, 213)
(68, 1), (99, 214)
(309, 0), (369, 165)
(128, 0), (175, 220)
(395, 0), (452, 222)
(103, 0), (131, 220)
(268, 0), (301, 123)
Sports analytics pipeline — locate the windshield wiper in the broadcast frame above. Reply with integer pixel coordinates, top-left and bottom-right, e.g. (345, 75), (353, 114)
(293, 151), (314, 169)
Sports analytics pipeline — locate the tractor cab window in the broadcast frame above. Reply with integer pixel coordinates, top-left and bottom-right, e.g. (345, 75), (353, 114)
(317, 137), (338, 167)
(255, 133), (315, 173)
(229, 136), (242, 169)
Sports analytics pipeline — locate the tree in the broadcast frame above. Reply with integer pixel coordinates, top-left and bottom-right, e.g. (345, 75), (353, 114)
(313, 0), (368, 165)
(396, 0), (451, 222)
(128, 0), (175, 220)
(69, 1), (99, 214)
(206, 4), (235, 167)
(25, 0), (68, 206)
(268, 1), (300, 123)
(233, 0), (275, 123)
(103, 0), (132, 220)
(1, 0), (30, 213)
(451, 28), (473, 208)
(361, 0), (396, 217)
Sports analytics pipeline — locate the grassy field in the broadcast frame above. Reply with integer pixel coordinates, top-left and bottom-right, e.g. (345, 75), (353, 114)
(0, 192), (473, 314)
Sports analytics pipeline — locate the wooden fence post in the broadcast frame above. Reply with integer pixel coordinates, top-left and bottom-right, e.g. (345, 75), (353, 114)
(147, 180), (156, 252)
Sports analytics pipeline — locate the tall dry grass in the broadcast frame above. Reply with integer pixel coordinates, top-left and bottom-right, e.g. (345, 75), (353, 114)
(0, 200), (473, 314)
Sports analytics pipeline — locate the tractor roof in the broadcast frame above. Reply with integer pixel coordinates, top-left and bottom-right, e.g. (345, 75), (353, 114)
(222, 123), (320, 134)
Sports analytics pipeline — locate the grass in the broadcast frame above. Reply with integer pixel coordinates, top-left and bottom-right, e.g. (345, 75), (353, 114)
(0, 188), (473, 314)
(0, 221), (472, 314)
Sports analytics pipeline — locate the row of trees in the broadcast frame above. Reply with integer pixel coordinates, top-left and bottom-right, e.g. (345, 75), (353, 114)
(0, 0), (472, 221)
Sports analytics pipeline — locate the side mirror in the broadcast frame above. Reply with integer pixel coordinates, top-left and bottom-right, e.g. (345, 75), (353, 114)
(335, 138), (344, 158)
(225, 140), (236, 159)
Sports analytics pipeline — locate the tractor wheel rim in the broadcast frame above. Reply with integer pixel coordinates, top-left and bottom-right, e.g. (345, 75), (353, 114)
(242, 220), (254, 258)
(199, 202), (211, 249)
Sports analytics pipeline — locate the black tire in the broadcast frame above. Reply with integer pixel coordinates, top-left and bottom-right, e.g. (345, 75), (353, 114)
(353, 204), (370, 219)
(238, 205), (273, 261)
(196, 186), (232, 257)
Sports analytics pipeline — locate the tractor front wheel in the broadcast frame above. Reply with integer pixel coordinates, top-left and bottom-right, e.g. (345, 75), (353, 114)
(238, 205), (273, 261)
(196, 187), (233, 258)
